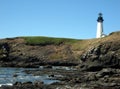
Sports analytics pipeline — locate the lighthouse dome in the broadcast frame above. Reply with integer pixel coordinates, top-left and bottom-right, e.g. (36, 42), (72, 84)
(97, 13), (104, 22)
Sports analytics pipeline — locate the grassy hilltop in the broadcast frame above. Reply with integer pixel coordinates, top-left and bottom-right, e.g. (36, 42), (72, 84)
(22, 36), (78, 46)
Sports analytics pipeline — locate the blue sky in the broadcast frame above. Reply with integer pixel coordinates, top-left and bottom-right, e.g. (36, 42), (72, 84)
(0, 0), (120, 39)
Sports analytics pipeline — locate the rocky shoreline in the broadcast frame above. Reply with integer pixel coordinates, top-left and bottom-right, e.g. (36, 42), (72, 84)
(0, 32), (120, 89)
(1, 67), (120, 89)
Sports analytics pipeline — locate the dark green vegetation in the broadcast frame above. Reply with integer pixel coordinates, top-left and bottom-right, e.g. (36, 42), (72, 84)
(22, 36), (79, 46)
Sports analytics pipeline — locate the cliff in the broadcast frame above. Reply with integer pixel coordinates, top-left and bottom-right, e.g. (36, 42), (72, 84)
(0, 31), (120, 68)
(80, 31), (120, 71)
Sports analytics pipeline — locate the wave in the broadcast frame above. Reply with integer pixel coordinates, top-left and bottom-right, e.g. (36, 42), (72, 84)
(0, 83), (13, 87)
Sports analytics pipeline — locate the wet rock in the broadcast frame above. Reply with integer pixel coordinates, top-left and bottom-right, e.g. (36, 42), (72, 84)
(13, 74), (18, 77)
(34, 81), (44, 87)
(22, 81), (32, 85)
(49, 74), (54, 77)
(14, 82), (22, 86)
(50, 82), (64, 85)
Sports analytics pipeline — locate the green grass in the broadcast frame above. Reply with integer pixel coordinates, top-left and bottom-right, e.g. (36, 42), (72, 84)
(22, 36), (78, 46)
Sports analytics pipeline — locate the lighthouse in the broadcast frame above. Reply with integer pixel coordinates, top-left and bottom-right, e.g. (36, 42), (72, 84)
(96, 13), (104, 38)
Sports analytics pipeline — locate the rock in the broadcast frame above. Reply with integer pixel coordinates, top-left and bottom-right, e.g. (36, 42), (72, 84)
(99, 82), (117, 87)
(13, 74), (18, 77)
(49, 74), (54, 77)
(34, 81), (44, 87)
(22, 81), (32, 85)
(0, 43), (10, 61)
(70, 78), (81, 83)
(14, 82), (22, 86)
(86, 73), (98, 81)
(80, 41), (120, 71)
(96, 68), (115, 78)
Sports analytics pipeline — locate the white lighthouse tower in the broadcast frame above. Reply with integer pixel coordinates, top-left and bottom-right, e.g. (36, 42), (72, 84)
(96, 13), (104, 38)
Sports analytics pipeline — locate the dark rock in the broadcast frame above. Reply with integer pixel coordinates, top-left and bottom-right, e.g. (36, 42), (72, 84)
(22, 81), (32, 85)
(49, 74), (54, 77)
(14, 82), (22, 86)
(0, 43), (10, 61)
(13, 74), (18, 77)
(50, 82), (63, 85)
(80, 41), (120, 71)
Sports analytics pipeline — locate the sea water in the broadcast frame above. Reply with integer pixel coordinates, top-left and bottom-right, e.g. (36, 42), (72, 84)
(0, 67), (59, 86)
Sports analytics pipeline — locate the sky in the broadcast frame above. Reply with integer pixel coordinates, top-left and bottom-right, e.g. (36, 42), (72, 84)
(0, 0), (120, 39)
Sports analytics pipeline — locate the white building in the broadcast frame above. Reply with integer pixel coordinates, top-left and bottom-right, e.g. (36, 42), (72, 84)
(96, 13), (105, 38)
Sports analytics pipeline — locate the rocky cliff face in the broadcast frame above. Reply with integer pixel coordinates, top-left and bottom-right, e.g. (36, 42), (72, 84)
(0, 31), (120, 68)
(0, 38), (78, 67)
(80, 32), (120, 71)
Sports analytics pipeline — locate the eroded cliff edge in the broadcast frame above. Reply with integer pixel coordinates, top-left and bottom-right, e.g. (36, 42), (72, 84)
(0, 31), (120, 68)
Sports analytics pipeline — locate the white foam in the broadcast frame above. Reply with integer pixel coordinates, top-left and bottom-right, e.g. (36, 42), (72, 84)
(0, 83), (13, 87)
